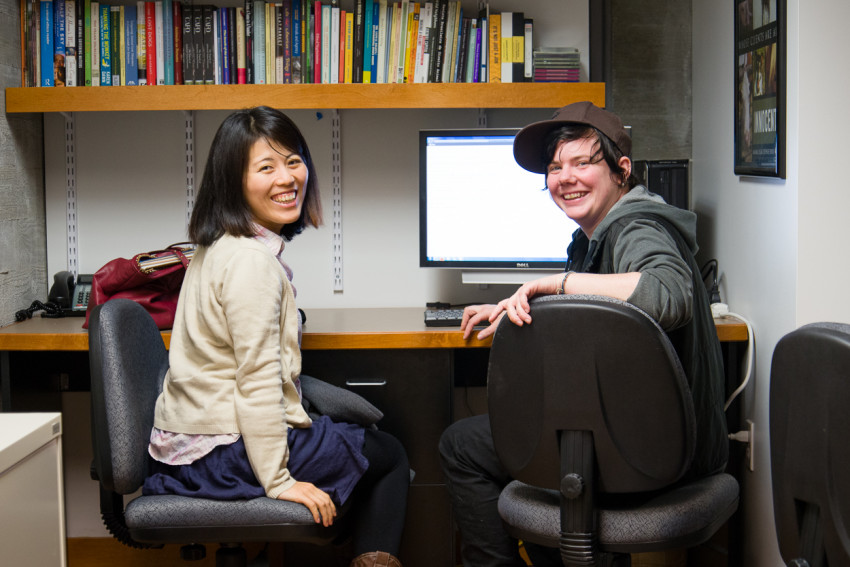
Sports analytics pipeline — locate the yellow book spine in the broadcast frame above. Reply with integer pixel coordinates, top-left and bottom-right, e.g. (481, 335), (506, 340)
(344, 12), (353, 83)
(404, 5), (419, 83)
(119, 6), (126, 85)
(488, 13), (500, 82)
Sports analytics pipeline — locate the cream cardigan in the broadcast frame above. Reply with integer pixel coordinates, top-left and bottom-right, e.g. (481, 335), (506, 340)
(153, 234), (311, 498)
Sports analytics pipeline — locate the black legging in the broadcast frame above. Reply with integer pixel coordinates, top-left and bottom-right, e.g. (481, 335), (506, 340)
(347, 429), (410, 556)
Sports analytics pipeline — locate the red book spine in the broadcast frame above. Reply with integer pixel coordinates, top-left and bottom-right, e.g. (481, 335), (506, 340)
(145, 1), (157, 85)
(313, 0), (321, 83)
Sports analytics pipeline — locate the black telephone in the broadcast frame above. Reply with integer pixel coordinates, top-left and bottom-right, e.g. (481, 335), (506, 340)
(48, 271), (94, 315)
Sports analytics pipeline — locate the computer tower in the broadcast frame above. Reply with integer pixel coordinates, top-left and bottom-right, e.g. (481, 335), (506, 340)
(633, 159), (689, 210)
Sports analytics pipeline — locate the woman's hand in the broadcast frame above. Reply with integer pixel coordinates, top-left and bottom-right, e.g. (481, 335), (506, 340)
(278, 481), (337, 527)
(490, 273), (564, 329)
(461, 304), (503, 340)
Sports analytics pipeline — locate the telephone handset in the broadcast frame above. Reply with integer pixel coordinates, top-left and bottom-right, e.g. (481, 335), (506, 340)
(48, 271), (93, 315)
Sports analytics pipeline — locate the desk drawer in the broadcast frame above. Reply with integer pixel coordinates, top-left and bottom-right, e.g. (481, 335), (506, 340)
(301, 349), (452, 485)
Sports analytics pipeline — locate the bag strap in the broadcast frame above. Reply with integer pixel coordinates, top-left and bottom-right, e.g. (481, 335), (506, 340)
(134, 243), (196, 274)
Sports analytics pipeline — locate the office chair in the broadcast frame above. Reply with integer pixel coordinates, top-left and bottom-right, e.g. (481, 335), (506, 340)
(770, 322), (850, 567)
(487, 294), (739, 566)
(88, 298), (383, 567)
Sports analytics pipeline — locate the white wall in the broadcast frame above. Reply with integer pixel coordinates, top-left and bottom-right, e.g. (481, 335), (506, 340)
(694, 0), (850, 565)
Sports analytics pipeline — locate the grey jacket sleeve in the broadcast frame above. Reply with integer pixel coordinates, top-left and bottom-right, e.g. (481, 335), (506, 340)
(612, 219), (694, 331)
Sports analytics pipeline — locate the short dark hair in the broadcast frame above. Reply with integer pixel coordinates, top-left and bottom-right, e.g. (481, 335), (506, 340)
(189, 106), (323, 246)
(543, 124), (638, 189)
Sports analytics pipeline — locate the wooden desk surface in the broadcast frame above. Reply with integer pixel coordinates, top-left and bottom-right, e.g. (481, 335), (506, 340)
(0, 307), (749, 351)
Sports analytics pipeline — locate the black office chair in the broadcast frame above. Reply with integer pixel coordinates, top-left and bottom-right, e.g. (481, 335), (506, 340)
(88, 298), (384, 567)
(770, 322), (850, 566)
(487, 294), (739, 566)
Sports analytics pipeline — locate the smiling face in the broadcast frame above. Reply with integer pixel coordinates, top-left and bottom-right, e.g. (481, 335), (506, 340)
(243, 138), (308, 234)
(546, 136), (631, 237)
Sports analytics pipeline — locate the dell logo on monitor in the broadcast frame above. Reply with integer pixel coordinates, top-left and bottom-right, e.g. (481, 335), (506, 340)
(516, 262), (530, 268)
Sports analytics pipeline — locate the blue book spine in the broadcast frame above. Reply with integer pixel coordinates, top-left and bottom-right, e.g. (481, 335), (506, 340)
(41, 0), (55, 86)
(362, 0), (373, 83)
(292, 1), (301, 58)
(54, 0), (66, 85)
(99, 3), (111, 84)
(220, 7), (230, 84)
(369, 0), (379, 82)
(125, 5), (139, 84)
(162, 0), (174, 84)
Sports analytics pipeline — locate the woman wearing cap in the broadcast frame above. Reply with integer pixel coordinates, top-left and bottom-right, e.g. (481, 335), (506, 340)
(439, 101), (727, 566)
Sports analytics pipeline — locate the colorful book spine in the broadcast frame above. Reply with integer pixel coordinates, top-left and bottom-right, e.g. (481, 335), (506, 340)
(338, 8), (346, 83)
(487, 12), (499, 83)
(202, 4), (215, 84)
(244, 0), (253, 83)
(124, 4), (138, 84)
(40, 0), (54, 86)
(84, 0), (92, 85)
(110, 5), (120, 86)
(283, 0), (292, 83)
(329, 5), (339, 84)
(221, 6), (231, 84)
(99, 2), (110, 85)
(181, 2), (193, 84)
(236, 7), (246, 83)
(369, 0), (380, 82)
(499, 11), (511, 83)
(136, 0), (146, 84)
(66, 0), (78, 86)
(144, 1), (156, 85)
(403, 4), (419, 83)
(154, 0), (164, 84)
(291, 0), (301, 83)
(319, 3), (329, 83)
(311, 0), (320, 83)
(253, 0), (265, 83)
(90, 0), (99, 85)
(375, 0), (387, 83)
(162, 0), (173, 84)
(54, 0), (66, 86)
(173, 1), (183, 84)
(343, 10), (353, 83)
(362, 0), (373, 83)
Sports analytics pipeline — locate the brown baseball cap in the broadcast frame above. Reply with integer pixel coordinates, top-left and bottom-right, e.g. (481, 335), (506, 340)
(513, 101), (632, 173)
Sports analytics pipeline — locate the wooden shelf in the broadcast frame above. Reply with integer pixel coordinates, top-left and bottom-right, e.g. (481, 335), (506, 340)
(5, 82), (605, 113)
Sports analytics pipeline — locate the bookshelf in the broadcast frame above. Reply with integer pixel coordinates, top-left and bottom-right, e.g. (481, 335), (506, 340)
(5, 82), (605, 112)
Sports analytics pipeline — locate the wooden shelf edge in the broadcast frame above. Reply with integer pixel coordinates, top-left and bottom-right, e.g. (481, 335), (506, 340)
(6, 82), (605, 113)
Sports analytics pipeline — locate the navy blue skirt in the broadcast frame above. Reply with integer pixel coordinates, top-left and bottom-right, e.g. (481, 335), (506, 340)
(143, 415), (369, 505)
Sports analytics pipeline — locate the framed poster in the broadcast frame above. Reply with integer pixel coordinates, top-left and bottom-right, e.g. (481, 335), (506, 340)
(734, 0), (786, 178)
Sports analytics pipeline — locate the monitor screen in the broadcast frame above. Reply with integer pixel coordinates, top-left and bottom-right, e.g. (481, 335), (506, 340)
(419, 128), (579, 282)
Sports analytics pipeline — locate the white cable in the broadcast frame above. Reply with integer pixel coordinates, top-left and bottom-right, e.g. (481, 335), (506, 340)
(713, 305), (754, 411)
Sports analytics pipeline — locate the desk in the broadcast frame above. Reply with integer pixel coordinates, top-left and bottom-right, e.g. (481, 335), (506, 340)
(0, 308), (748, 567)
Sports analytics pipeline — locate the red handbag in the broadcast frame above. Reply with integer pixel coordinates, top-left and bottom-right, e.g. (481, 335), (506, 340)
(83, 243), (196, 330)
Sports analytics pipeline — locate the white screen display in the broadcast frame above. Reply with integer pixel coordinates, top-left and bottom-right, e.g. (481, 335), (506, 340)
(420, 130), (580, 269)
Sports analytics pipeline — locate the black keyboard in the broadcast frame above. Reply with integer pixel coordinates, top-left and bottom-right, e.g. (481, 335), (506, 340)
(424, 308), (465, 327)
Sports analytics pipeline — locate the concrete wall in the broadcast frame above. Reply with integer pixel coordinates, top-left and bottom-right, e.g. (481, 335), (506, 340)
(608, 0), (692, 161)
(0, 0), (46, 331)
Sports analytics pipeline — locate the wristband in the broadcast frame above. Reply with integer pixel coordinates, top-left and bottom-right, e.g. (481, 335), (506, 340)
(557, 271), (575, 295)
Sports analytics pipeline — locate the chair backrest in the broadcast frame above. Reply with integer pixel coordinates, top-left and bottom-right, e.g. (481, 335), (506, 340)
(770, 322), (850, 565)
(89, 299), (169, 495)
(488, 294), (696, 494)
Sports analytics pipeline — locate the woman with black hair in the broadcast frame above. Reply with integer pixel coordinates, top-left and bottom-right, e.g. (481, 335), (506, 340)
(143, 106), (409, 567)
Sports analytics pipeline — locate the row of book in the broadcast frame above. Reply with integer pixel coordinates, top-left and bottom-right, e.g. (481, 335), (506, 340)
(22, 0), (581, 87)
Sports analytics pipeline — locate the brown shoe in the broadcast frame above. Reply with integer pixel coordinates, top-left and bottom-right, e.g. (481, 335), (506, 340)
(349, 551), (402, 567)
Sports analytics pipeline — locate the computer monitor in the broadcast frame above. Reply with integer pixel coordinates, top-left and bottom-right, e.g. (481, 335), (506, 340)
(419, 128), (579, 285)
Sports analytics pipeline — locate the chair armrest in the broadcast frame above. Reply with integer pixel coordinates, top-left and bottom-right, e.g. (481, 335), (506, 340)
(300, 374), (384, 427)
